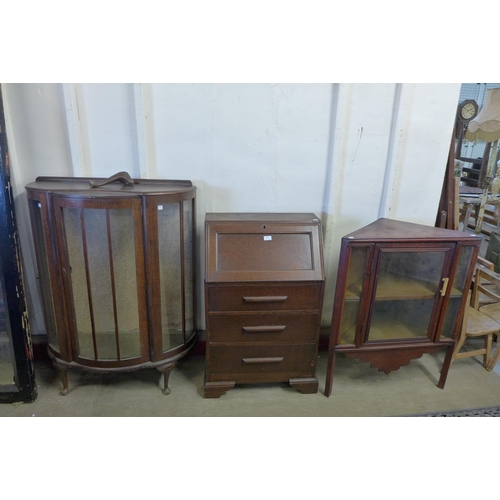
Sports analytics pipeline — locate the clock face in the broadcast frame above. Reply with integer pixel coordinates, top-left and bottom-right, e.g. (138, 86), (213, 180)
(461, 101), (477, 120)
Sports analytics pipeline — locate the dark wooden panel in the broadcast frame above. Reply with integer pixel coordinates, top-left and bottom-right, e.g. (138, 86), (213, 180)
(205, 215), (324, 282)
(217, 233), (313, 272)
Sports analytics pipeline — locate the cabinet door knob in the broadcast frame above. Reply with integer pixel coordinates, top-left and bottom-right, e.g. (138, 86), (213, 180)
(440, 277), (449, 296)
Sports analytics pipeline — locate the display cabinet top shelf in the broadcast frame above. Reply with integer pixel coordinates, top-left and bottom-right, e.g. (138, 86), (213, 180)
(25, 176), (195, 196)
(345, 218), (481, 243)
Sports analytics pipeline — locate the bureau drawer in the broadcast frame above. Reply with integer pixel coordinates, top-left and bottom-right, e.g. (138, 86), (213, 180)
(207, 344), (317, 383)
(207, 284), (322, 312)
(208, 312), (319, 343)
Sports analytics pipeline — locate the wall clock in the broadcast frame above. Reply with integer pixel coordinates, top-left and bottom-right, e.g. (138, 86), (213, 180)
(458, 99), (478, 122)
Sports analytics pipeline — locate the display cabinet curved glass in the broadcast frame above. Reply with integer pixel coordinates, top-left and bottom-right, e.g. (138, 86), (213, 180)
(26, 173), (196, 395)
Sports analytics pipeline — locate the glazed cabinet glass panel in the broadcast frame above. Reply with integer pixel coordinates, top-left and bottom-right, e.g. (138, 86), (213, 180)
(54, 200), (146, 363)
(440, 245), (475, 339)
(157, 200), (195, 351)
(339, 245), (454, 344)
(369, 247), (451, 342)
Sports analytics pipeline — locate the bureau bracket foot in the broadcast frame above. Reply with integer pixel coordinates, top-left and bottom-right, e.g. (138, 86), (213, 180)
(203, 381), (235, 398)
(289, 377), (318, 394)
(52, 361), (69, 396)
(157, 362), (176, 395)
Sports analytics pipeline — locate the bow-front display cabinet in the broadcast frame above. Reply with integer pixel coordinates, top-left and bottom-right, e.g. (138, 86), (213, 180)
(324, 218), (481, 397)
(26, 173), (196, 395)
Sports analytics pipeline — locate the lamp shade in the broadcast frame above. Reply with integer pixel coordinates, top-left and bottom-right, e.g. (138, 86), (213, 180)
(465, 88), (500, 142)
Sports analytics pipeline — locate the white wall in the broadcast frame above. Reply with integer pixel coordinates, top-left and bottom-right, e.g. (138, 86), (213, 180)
(2, 82), (460, 334)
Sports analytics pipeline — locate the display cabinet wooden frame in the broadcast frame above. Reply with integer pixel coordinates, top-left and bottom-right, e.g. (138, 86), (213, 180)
(203, 213), (325, 398)
(325, 218), (481, 397)
(26, 174), (197, 395)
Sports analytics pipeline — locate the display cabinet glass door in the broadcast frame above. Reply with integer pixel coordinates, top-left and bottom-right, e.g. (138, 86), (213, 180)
(338, 244), (456, 346)
(157, 199), (195, 352)
(367, 246), (453, 343)
(54, 197), (148, 366)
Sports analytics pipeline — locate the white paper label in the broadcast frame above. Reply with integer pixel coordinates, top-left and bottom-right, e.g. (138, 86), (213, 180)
(263, 235), (272, 241)
(158, 205), (163, 210)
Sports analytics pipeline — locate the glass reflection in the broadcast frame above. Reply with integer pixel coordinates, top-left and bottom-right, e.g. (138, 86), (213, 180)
(440, 246), (474, 339)
(0, 264), (15, 385)
(158, 203), (184, 350)
(183, 200), (195, 341)
(368, 250), (446, 341)
(339, 246), (368, 344)
(29, 201), (59, 350)
(63, 207), (141, 360)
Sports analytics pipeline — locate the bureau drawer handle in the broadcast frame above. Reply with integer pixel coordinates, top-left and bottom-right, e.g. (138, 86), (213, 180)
(243, 296), (288, 303)
(242, 325), (286, 333)
(242, 357), (284, 364)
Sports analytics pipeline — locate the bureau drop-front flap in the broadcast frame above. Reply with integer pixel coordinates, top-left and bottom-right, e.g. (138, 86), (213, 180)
(205, 213), (325, 282)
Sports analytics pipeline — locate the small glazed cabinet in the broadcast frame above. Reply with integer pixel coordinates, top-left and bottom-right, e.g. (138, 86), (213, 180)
(325, 218), (481, 396)
(26, 174), (197, 395)
(203, 213), (325, 398)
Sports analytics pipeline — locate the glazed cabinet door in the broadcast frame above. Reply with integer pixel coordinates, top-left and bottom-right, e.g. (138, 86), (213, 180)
(52, 196), (149, 367)
(437, 243), (478, 341)
(366, 244), (455, 343)
(144, 195), (196, 360)
(337, 243), (457, 346)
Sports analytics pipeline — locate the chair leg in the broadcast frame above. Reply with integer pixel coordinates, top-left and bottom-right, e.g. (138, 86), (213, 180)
(484, 333), (492, 368)
(452, 327), (468, 362)
(486, 340), (500, 371)
(463, 203), (473, 231)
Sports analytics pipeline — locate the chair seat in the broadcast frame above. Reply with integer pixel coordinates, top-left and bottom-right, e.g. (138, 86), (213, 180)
(466, 306), (500, 335)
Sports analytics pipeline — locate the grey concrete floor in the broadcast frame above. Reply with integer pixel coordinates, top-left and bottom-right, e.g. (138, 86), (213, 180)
(1, 346), (500, 417)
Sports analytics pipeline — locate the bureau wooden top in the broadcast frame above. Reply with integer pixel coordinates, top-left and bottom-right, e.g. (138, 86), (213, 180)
(205, 213), (325, 282)
(205, 213), (320, 224)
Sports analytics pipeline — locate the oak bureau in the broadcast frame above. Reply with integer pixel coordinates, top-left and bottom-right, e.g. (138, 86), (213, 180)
(203, 213), (325, 398)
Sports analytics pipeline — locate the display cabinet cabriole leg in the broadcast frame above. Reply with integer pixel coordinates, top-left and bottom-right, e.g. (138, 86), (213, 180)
(52, 361), (69, 396)
(157, 362), (176, 395)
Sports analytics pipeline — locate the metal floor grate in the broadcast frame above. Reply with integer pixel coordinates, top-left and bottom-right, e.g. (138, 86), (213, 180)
(401, 405), (500, 417)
